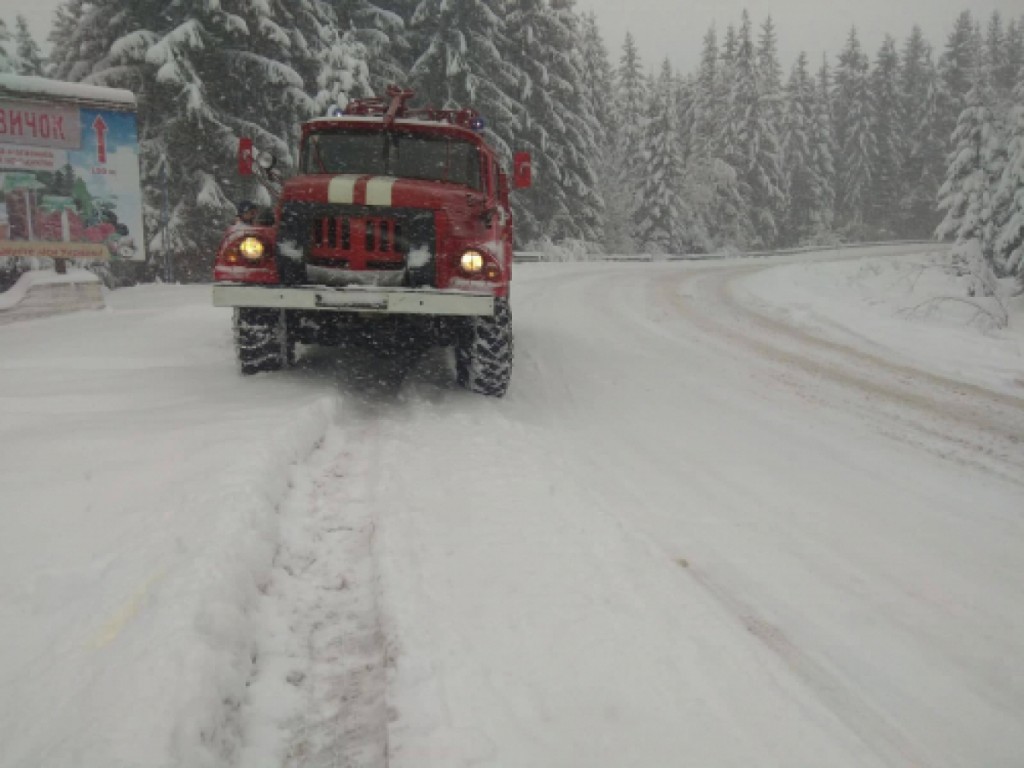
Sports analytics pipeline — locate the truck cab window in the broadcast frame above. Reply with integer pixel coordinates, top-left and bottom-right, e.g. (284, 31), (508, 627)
(302, 131), (481, 190)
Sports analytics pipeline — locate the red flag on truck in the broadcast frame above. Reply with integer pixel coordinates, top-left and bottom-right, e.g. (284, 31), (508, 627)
(513, 152), (532, 188)
(238, 137), (254, 175)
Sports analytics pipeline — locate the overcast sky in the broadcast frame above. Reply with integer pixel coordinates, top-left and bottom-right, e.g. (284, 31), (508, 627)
(10, 0), (1024, 74)
(577, 0), (1024, 72)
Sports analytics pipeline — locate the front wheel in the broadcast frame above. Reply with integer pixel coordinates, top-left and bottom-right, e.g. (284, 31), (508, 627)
(233, 308), (295, 374)
(455, 298), (513, 396)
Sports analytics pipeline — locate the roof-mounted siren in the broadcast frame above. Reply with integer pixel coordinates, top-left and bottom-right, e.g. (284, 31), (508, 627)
(513, 152), (532, 189)
(450, 109), (485, 130)
(321, 90), (350, 117)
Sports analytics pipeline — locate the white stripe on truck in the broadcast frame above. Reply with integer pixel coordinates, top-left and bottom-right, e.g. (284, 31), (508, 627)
(365, 177), (396, 206)
(327, 175), (359, 204)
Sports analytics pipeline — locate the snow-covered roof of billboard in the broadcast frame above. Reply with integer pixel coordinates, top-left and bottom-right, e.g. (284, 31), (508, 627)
(0, 74), (136, 108)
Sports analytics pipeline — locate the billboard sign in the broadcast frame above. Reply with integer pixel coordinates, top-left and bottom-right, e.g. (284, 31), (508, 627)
(0, 97), (144, 262)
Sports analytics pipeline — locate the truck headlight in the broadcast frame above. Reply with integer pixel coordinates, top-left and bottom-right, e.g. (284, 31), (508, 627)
(239, 237), (265, 261)
(460, 249), (485, 273)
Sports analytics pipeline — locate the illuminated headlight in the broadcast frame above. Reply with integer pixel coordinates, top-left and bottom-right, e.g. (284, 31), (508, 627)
(239, 237), (265, 261)
(460, 249), (485, 273)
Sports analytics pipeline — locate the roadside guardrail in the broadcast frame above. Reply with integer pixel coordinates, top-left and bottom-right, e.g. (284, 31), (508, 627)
(514, 241), (947, 264)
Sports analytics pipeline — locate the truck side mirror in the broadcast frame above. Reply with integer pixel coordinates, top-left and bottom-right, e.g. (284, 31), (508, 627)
(513, 152), (532, 189)
(258, 152), (277, 171)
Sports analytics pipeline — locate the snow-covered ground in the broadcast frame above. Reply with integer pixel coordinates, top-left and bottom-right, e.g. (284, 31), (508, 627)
(738, 245), (1024, 396)
(2, 246), (1023, 767)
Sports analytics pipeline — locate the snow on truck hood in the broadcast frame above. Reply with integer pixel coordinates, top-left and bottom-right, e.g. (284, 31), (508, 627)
(281, 175), (482, 210)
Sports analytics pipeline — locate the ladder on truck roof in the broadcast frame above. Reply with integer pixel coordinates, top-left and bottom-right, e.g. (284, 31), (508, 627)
(343, 85), (485, 132)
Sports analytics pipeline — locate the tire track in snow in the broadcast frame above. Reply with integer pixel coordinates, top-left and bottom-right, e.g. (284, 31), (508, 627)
(241, 345), (444, 768)
(239, 419), (389, 768)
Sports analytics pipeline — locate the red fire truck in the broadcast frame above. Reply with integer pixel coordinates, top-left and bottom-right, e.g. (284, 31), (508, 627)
(212, 87), (530, 397)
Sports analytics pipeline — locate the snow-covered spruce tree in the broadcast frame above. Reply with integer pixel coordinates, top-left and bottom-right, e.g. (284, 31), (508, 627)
(809, 56), (837, 239)
(938, 11), (979, 146)
(634, 60), (690, 254)
(1001, 19), (1024, 97)
(985, 12), (1007, 94)
(674, 70), (716, 250)
(757, 16), (783, 110)
(580, 12), (629, 252)
(578, 12), (614, 146)
(994, 80), (1024, 284)
(688, 25), (720, 160)
(936, 62), (1004, 295)
(833, 27), (875, 236)
(866, 35), (904, 237)
(502, 0), (604, 245)
(720, 23), (738, 80)
(13, 16), (45, 76)
(681, 19), (769, 250)
(614, 32), (648, 198)
(47, 0), (128, 83)
(0, 18), (18, 73)
(46, 1), (77, 76)
(898, 26), (945, 238)
(756, 15), (787, 236)
(724, 10), (784, 249)
(542, 0), (604, 245)
(675, 70), (696, 161)
(780, 53), (827, 246)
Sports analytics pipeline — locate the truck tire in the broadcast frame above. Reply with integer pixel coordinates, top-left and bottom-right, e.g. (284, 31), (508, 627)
(456, 298), (513, 396)
(233, 308), (294, 374)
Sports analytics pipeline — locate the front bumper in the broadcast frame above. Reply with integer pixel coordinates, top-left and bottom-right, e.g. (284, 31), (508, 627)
(212, 283), (494, 316)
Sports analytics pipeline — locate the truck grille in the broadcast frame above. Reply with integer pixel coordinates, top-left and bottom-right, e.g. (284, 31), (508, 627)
(310, 216), (405, 269)
(278, 202), (436, 287)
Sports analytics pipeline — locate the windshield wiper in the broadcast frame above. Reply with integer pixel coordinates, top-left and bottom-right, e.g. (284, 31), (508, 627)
(382, 132), (397, 176)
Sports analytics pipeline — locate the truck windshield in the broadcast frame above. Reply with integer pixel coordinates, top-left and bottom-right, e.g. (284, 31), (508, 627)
(301, 130), (482, 190)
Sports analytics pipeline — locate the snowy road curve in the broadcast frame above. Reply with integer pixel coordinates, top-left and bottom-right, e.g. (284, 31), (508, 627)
(2, 246), (1022, 767)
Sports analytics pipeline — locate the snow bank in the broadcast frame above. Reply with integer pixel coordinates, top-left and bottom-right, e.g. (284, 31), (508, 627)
(0, 268), (105, 323)
(737, 248), (1024, 395)
(0, 267), (101, 308)
(0, 285), (339, 767)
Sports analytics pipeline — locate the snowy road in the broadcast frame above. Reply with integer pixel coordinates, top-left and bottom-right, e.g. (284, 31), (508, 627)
(2, 246), (1023, 767)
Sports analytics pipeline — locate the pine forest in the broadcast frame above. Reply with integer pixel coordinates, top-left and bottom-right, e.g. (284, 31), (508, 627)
(1, 4), (1022, 286)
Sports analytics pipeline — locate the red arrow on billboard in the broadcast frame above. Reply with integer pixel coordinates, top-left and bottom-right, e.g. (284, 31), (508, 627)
(93, 115), (108, 164)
